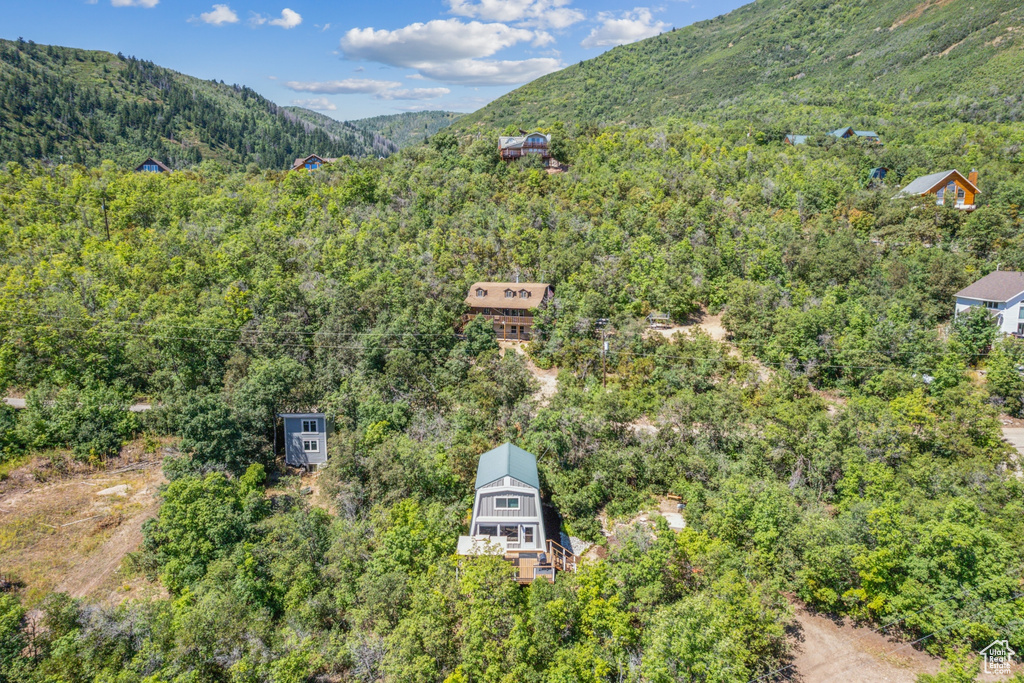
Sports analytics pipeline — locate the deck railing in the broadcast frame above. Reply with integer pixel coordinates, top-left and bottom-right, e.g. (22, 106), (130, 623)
(462, 313), (535, 326)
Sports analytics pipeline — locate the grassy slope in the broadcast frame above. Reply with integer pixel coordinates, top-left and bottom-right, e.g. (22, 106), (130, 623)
(456, 0), (1024, 131)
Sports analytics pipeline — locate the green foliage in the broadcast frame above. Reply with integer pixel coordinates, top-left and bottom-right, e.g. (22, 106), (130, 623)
(457, 0), (1024, 130)
(143, 464), (269, 593)
(951, 305), (999, 361)
(13, 382), (139, 459)
(463, 314), (500, 357)
(0, 593), (25, 683)
(0, 39), (436, 168)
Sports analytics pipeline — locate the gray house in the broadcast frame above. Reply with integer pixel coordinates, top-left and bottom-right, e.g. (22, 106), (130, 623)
(457, 443), (577, 583)
(279, 412), (331, 470)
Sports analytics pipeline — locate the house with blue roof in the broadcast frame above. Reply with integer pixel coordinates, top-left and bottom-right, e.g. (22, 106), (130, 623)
(784, 134), (810, 145)
(457, 443), (577, 583)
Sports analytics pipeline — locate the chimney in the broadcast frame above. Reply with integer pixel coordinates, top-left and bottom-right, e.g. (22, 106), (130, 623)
(969, 169), (978, 187)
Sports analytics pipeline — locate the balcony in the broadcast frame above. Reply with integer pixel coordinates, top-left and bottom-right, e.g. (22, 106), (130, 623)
(462, 313), (535, 326)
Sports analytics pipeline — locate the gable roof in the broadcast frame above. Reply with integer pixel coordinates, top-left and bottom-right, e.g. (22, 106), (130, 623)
(955, 271), (1024, 302)
(465, 281), (551, 309)
(475, 443), (540, 490)
(896, 170), (979, 198)
(784, 134), (809, 145)
(135, 158), (171, 172)
(829, 127), (879, 139)
(499, 132), (550, 150)
(291, 154), (338, 171)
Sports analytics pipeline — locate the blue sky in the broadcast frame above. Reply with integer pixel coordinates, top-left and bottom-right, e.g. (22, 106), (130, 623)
(2, 0), (748, 120)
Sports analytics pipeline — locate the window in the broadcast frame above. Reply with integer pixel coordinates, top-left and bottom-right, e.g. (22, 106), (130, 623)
(476, 288), (486, 297)
(520, 289), (529, 298)
(1018, 306), (1024, 319)
(984, 301), (999, 310)
(500, 525), (519, 542)
(301, 419), (317, 433)
(143, 164), (160, 172)
(477, 525), (498, 536)
(1018, 323), (1024, 335)
(302, 439), (318, 452)
(523, 526), (534, 544)
(305, 162), (320, 170)
(495, 497), (520, 509)
(505, 290), (516, 298)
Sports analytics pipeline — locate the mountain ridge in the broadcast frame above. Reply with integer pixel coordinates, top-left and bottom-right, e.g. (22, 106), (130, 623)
(455, 0), (1024, 132)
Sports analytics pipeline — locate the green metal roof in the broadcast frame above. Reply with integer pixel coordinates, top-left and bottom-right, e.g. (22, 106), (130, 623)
(474, 443), (540, 490)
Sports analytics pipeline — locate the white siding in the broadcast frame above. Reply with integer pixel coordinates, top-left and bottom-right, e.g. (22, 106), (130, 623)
(955, 292), (1024, 335)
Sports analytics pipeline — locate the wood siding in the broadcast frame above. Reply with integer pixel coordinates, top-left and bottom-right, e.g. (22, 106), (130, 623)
(283, 416), (328, 467)
(477, 491), (538, 517)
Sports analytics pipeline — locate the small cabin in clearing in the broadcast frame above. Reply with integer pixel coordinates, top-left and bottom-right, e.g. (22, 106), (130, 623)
(135, 158), (171, 173)
(279, 412), (331, 470)
(458, 443), (577, 584)
(291, 154), (337, 171)
(463, 281), (553, 341)
(895, 169), (979, 211)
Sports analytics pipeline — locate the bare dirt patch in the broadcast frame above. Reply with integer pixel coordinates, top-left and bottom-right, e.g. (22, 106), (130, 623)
(0, 442), (170, 606)
(890, 0), (955, 31)
(788, 600), (1017, 681)
(789, 601), (942, 682)
(650, 310), (729, 342)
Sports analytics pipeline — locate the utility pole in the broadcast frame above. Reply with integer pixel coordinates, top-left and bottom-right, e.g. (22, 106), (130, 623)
(597, 318), (609, 387)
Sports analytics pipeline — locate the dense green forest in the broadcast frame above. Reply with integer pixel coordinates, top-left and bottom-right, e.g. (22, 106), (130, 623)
(0, 39), (446, 169)
(1, 111), (1023, 680)
(2, 0), (1024, 680)
(457, 0), (1024, 130)
(347, 110), (463, 149)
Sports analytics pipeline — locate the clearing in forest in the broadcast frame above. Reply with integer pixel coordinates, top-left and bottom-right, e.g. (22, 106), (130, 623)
(0, 442), (169, 606)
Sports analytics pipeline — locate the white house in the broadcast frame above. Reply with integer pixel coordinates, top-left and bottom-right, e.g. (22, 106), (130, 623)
(954, 271), (1024, 335)
(457, 443), (577, 583)
(278, 412), (331, 470)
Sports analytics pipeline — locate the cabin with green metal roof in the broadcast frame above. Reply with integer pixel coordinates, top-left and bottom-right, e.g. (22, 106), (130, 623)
(458, 443), (577, 583)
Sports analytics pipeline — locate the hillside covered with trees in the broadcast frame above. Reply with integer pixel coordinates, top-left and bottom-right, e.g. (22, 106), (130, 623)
(1, 0), (1024, 681)
(0, 39), (429, 169)
(457, 0), (1024, 131)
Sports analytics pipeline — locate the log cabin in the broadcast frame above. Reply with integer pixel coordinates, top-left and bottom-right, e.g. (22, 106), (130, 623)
(463, 281), (553, 341)
(895, 169), (979, 211)
(457, 443), (577, 584)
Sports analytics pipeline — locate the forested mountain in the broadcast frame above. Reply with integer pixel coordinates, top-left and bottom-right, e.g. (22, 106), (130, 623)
(282, 107), (400, 158)
(0, 38), (406, 168)
(458, 0), (1024, 130)
(2, 1), (1024, 680)
(347, 110), (463, 148)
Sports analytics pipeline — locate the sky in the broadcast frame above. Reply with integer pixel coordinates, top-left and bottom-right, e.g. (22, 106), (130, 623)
(1, 0), (749, 121)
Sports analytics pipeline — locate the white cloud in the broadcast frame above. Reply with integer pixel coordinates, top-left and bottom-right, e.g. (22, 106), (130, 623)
(195, 4), (239, 25)
(341, 19), (535, 66)
(291, 97), (337, 111)
(447, 0), (584, 29)
(416, 57), (562, 85)
(250, 8), (301, 28)
(111, 0), (158, 6)
(376, 87), (451, 100)
(284, 78), (403, 94)
(581, 7), (667, 48)
(270, 8), (302, 28)
(339, 18), (561, 86)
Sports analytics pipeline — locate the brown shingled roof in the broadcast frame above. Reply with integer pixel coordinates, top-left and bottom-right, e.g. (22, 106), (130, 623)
(955, 271), (1024, 302)
(465, 282), (552, 309)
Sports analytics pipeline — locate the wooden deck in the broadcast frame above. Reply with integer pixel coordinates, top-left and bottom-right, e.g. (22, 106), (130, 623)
(508, 540), (577, 584)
